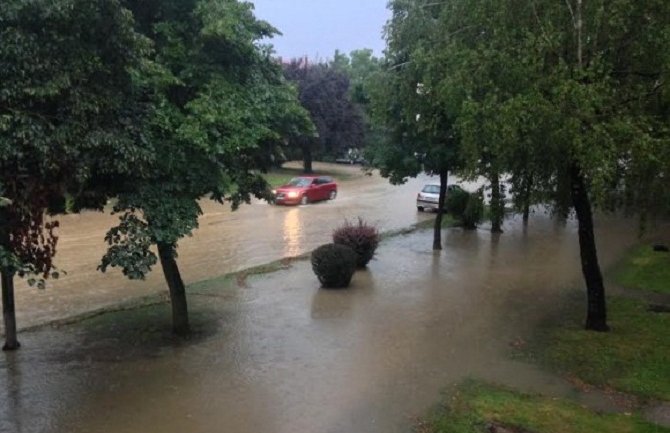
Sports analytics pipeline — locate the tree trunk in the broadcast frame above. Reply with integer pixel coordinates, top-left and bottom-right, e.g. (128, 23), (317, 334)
(157, 242), (190, 336)
(433, 171), (448, 250)
(302, 142), (313, 174)
(1, 270), (19, 351)
(522, 172), (533, 225)
(570, 163), (609, 332)
(490, 171), (503, 233)
(0, 211), (20, 351)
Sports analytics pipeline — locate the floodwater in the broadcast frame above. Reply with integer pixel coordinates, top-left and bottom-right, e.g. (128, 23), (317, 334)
(7, 163), (444, 330)
(0, 207), (649, 433)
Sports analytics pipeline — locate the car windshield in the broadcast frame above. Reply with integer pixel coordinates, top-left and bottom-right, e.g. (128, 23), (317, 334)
(287, 177), (312, 187)
(421, 185), (440, 194)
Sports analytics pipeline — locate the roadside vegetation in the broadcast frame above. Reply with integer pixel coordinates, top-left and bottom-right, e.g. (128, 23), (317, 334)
(418, 380), (668, 433)
(531, 245), (670, 401)
(538, 297), (670, 401)
(262, 164), (360, 188)
(417, 244), (670, 431)
(614, 246), (670, 295)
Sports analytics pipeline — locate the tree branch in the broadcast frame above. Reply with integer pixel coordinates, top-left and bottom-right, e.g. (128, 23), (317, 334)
(531, 0), (552, 45)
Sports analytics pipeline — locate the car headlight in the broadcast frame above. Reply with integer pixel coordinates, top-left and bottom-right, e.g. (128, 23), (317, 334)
(271, 189), (277, 195)
(287, 191), (299, 198)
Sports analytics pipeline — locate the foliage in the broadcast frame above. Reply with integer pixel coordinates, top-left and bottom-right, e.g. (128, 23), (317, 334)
(369, 1), (461, 185)
(445, 189), (483, 230)
(419, 0), (670, 220)
(536, 297), (670, 401)
(462, 192), (484, 230)
(445, 188), (469, 218)
(99, 0), (313, 279)
(310, 243), (357, 288)
(614, 246), (670, 294)
(283, 59), (366, 164)
(0, 0), (151, 283)
(420, 380), (667, 433)
(330, 49), (382, 107)
(332, 218), (380, 268)
(381, 0), (670, 328)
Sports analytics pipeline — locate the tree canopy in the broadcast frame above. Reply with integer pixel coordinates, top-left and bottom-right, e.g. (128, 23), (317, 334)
(0, 0), (152, 350)
(369, 2), (461, 249)
(284, 58), (366, 172)
(98, 0), (314, 335)
(378, 0), (670, 330)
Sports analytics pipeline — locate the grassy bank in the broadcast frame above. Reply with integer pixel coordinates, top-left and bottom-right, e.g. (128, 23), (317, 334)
(539, 297), (670, 401)
(614, 245), (670, 294)
(262, 164), (359, 187)
(530, 244), (670, 401)
(418, 381), (667, 433)
(417, 243), (670, 432)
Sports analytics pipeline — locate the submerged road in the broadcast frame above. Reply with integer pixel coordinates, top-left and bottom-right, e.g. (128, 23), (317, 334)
(6, 163), (442, 331)
(0, 207), (649, 433)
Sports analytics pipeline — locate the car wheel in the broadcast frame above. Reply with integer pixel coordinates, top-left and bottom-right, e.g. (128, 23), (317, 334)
(300, 195), (309, 205)
(329, 190), (337, 200)
(417, 206), (424, 212)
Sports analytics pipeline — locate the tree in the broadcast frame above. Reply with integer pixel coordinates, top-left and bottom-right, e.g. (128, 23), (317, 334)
(99, 0), (313, 335)
(0, 0), (150, 350)
(284, 59), (366, 173)
(369, 0), (461, 250)
(421, 0), (670, 330)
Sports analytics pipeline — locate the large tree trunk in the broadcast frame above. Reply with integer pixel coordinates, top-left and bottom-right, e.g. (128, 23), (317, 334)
(490, 171), (504, 233)
(302, 142), (313, 174)
(570, 163), (609, 332)
(157, 242), (190, 336)
(433, 171), (448, 250)
(0, 211), (20, 351)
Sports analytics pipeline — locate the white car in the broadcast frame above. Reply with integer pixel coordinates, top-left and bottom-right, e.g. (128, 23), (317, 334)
(416, 184), (464, 212)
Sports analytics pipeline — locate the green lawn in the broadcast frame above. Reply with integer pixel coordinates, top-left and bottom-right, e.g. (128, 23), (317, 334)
(614, 246), (670, 294)
(262, 165), (359, 187)
(418, 243), (670, 432)
(538, 298), (670, 401)
(516, 242), (670, 402)
(420, 380), (667, 433)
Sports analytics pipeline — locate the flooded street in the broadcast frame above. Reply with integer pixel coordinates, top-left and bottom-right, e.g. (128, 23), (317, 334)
(0, 207), (646, 433)
(7, 163), (439, 330)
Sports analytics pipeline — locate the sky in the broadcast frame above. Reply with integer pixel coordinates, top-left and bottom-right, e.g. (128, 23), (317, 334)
(250, 0), (390, 61)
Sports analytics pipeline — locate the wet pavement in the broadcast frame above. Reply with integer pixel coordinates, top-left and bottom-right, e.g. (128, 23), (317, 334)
(0, 208), (647, 433)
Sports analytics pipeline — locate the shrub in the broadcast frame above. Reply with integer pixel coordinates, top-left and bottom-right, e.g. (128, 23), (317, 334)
(332, 218), (380, 267)
(446, 187), (469, 217)
(311, 243), (357, 288)
(462, 192), (484, 229)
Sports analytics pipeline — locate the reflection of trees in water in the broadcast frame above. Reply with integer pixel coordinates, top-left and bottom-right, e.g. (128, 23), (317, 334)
(3, 354), (23, 433)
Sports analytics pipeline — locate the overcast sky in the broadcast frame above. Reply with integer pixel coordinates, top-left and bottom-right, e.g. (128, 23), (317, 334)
(250, 0), (390, 61)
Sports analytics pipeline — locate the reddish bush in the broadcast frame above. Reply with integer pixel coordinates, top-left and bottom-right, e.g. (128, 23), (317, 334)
(332, 218), (380, 268)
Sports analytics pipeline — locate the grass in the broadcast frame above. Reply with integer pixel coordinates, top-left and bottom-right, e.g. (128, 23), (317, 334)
(415, 213), (459, 230)
(614, 245), (670, 294)
(535, 297), (670, 401)
(262, 165), (359, 187)
(419, 380), (667, 433)
(516, 242), (670, 402)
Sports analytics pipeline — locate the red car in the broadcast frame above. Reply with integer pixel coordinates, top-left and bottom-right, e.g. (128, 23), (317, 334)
(272, 176), (338, 205)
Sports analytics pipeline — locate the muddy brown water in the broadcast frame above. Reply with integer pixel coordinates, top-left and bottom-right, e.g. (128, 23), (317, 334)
(1, 198), (652, 433)
(6, 163), (440, 331)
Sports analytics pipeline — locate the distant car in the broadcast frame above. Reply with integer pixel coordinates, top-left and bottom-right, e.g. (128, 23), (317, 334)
(272, 176), (338, 206)
(416, 184), (463, 212)
(335, 156), (368, 166)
